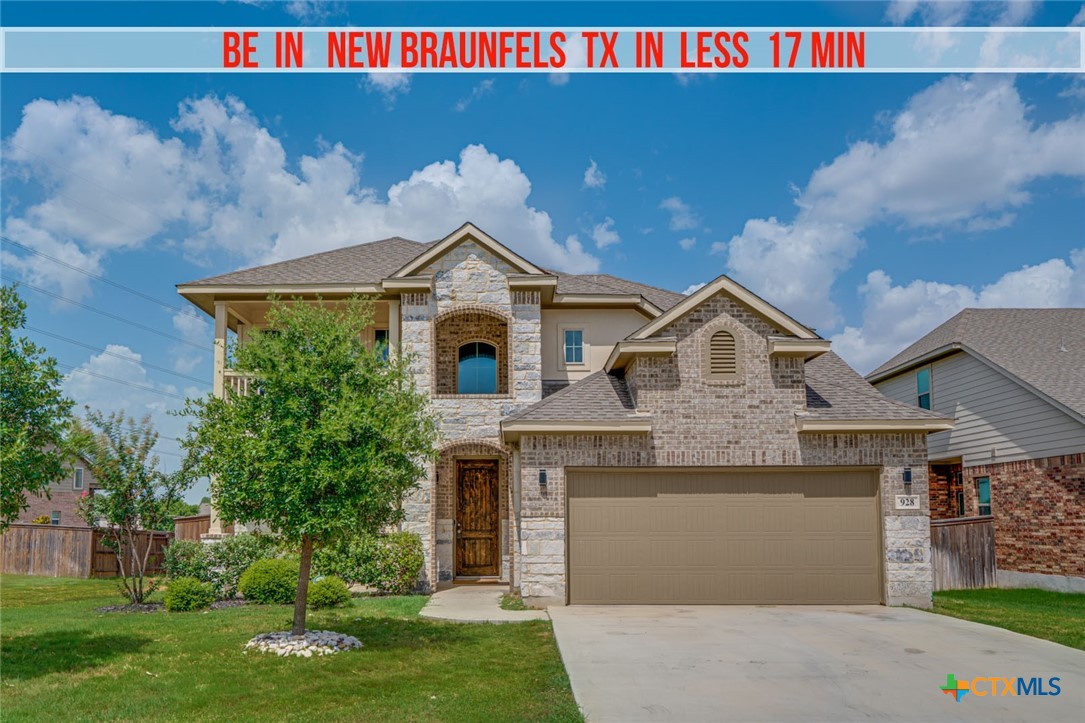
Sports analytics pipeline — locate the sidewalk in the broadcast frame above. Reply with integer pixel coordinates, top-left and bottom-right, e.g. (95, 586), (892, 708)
(419, 585), (549, 623)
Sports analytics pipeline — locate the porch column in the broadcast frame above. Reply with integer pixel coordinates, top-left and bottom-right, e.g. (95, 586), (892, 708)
(212, 301), (228, 399)
(388, 299), (401, 352)
(208, 301), (229, 537)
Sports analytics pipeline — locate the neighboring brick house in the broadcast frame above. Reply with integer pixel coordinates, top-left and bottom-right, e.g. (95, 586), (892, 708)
(16, 455), (96, 527)
(868, 309), (1085, 593)
(179, 222), (952, 607)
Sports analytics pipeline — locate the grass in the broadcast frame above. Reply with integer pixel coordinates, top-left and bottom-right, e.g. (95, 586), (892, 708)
(932, 587), (1085, 650)
(499, 593), (527, 611)
(0, 575), (581, 722)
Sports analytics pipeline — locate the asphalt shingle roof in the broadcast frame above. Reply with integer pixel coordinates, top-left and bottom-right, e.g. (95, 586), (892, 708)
(804, 352), (949, 421)
(552, 273), (685, 311)
(868, 308), (1085, 418)
(503, 371), (640, 422)
(180, 237), (431, 287)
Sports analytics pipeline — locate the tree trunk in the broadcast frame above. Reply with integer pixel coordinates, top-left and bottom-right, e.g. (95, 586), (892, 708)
(291, 535), (313, 637)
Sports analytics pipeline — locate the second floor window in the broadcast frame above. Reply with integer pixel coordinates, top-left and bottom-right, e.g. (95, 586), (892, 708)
(73, 467), (84, 490)
(916, 367), (931, 410)
(458, 342), (498, 394)
(563, 329), (584, 365)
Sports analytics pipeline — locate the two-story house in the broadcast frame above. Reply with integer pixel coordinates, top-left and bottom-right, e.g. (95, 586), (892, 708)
(868, 309), (1085, 593)
(178, 223), (951, 607)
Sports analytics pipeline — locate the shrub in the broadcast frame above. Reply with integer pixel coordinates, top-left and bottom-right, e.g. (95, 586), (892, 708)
(308, 576), (351, 609)
(313, 531), (423, 595)
(238, 558), (299, 605)
(163, 534), (280, 599)
(164, 577), (215, 612)
(31, 515), (51, 525)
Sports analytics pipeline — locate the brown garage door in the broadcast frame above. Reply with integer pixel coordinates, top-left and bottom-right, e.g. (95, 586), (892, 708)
(567, 468), (882, 605)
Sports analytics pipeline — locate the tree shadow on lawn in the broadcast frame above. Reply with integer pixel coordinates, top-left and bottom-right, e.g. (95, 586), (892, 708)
(296, 611), (486, 653)
(1, 630), (152, 681)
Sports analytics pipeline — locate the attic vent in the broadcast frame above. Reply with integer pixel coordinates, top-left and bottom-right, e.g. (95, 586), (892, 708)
(705, 329), (741, 380)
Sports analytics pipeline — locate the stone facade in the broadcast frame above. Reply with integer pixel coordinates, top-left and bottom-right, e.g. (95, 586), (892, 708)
(963, 453), (1084, 580)
(399, 240), (541, 591)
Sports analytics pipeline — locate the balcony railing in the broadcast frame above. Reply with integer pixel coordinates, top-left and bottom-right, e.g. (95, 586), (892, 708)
(223, 369), (253, 397)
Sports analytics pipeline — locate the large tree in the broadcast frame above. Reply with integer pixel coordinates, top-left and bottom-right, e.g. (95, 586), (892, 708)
(182, 297), (438, 636)
(0, 284), (84, 529)
(79, 410), (195, 603)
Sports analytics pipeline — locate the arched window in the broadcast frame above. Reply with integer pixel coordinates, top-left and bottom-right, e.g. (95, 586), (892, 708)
(458, 342), (498, 394)
(705, 329), (740, 380)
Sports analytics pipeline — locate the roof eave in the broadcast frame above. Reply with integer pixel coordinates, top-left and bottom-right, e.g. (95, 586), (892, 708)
(604, 338), (678, 372)
(501, 418), (653, 442)
(796, 417), (956, 433)
(866, 343), (963, 384)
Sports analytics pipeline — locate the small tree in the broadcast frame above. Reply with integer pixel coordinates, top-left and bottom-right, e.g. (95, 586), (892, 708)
(1, 284), (85, 529)
(79, 410), (195, 603)
(183, 297), (438, 636)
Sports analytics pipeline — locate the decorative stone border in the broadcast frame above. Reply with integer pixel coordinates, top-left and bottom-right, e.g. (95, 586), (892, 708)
(244, 630), (363, 657)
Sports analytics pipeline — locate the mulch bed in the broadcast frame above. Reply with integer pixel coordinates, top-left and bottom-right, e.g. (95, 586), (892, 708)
(96, 599), (249, 614)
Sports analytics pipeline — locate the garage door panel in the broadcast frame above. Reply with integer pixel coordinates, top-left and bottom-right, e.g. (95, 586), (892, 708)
(568, 469), (881, 605)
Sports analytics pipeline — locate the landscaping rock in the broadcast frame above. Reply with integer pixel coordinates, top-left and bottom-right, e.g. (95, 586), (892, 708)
(244, 630), (363, 657)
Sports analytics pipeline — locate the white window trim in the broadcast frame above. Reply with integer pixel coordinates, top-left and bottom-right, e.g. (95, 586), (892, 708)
(73, 467), (84, 490)
(558, 324), (590, 370)
(916, 365), (933, 410)
(50, 511), (61, 526)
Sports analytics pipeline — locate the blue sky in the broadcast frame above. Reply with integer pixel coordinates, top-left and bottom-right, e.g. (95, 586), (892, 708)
(2, 1), (1084, 500)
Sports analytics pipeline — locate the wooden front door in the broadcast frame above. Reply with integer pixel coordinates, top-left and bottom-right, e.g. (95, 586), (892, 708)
(455, 460), (500, 577)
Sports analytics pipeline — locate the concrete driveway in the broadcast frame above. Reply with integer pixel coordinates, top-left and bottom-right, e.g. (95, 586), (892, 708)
(549, 605), (1085, 722)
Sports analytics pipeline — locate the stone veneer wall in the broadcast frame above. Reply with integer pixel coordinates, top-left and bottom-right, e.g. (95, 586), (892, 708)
(964, 452), (1084, 579)
(399, 240), (541, 591)
(516, 288), (933, 607)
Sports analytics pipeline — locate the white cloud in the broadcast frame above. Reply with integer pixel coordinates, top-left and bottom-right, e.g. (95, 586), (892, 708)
(831, 251), (1085, 373)
(583, 159), (607, 189)
(63, 345), (205, 486)
(724, 75), (1085, 330)
(1072, 5), (1085, 26)
(363, 73), (411, 107)
(283, 1), (333, 23)
(549, 34), (587, 86)
(4, 94), (601, 287)
(454, 79), (494, 112)
(886, 1), (971, 26)
(682, 282), (707, 295)
(591, 217), (621, 249)
(659, 196), (699, 231)
(678, 237), (696, 251)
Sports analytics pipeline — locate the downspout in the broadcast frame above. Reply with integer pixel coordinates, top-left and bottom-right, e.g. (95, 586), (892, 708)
(511, 443), (522, 588)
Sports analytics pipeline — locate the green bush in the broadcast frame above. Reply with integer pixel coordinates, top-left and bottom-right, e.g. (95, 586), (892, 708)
(307, 576), (351, 609)
(313, 531), (423, 595)
(164, 577), (215, 612)
(238, 558), (299, 605)
(163, 534), (280, 598)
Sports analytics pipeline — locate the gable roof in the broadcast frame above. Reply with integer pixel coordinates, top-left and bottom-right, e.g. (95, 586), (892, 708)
(391, 222), (546, 277)
(867, 308), (1085, 420)
(627, 273), (819, 341)
(179, 237), (429, 288)
(804, 352), (953, 426)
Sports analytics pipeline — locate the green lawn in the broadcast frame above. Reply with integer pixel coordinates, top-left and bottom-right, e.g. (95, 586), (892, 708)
(932, 588), (1085, 650)
(0, 575), (581, 722)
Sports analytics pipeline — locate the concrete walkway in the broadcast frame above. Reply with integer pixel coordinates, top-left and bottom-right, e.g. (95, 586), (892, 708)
(419, 585), (549, 623)
(550, 604), (1085, 722)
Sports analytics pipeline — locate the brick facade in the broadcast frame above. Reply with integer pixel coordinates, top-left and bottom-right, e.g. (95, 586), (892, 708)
(516, 289), (934, 607)
(433, 308), (510, 396)
(963, 453), (1085, 579)
(17, 463), (95, 527)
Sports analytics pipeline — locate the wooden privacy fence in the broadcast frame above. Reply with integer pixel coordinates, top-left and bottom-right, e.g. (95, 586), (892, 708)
(930, 516), (996, 591)
(173, 514), (210, 542)
(0, 523), (172, 579)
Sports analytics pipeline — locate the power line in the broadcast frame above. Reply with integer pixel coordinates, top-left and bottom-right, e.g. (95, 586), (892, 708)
(27, 326), (209, 386)
(57, 362), (190, 401)
(3, 277), (211, 352)
(1, 235), (193, 315)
